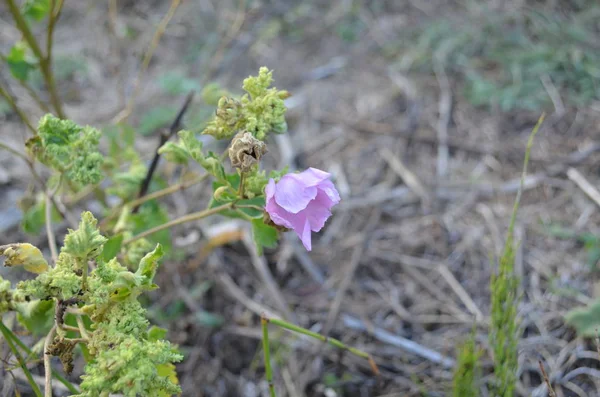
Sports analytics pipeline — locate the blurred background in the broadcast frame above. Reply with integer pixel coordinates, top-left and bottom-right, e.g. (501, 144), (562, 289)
(2, 0), (600, 395)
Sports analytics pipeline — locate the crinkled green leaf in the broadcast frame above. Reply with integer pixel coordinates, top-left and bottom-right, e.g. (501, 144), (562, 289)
(136, 244), (163, 284)
(63, 211), (107, 260)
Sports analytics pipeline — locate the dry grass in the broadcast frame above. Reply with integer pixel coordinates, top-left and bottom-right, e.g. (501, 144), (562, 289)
(2, 1), (600, 396)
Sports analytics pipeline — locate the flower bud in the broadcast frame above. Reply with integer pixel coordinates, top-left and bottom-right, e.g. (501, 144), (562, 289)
(213, 186), (230, 201)
(228, 131), (267, 172)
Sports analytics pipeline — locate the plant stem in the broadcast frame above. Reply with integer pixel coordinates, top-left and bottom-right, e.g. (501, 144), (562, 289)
(238, 172), (246, 198)
(133, 90), (195, 213)
(0, 81), (36, 134)
(76, 315), (90, 340)
(99, 174), (208, 230)
(44, 325), (57, 397)
(123, 202), (233, 245)
(6, 0), (65, 118)
(0, 321), (44, 397)
(262, 314), (379, 376)
(261, 316), (276, 397)
(45, 193), (58, 262)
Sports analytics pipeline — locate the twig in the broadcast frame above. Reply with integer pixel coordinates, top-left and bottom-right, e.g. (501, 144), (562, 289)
(380, 148), (430, 206)
(540, 74), (565, 117)
(123, 202), (233, 245)
(341, 314), (455, 368)
(44, 325), (57, 397)
(436, 265), (484, 321)
(133, 91), (195, 213)
(0, 81), (36, 134)
(113, 0), (182, 124)
(539, 361), (557, 397)
(567, 167), (600, 209)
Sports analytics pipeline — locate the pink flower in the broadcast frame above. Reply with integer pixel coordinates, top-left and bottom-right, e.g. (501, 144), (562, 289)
(265, 168), (340, 251)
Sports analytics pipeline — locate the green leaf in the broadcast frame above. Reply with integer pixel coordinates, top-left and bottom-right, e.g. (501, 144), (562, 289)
(99, 233), (124, 263)
(139, 106), (177, 136)
(16, 300), (55, 336)
(6, 42), (36, 81)
(158, 141), (190, 165)
(22, 0), (51, 20)
(148, 326), (168, 341)
(565, 299), (600, 337)
(130, 201), (172, 253)
(251, 218), (278, 255)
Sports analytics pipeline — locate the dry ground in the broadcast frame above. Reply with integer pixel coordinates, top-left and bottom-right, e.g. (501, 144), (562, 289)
(2, 1), (600, 396)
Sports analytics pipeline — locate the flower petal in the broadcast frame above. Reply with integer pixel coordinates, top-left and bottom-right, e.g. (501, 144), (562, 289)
(299, 218), (312, 251)
(305, 191), (334, 232)
(265, 178), (276, 202)
(274, 175), (317, 214)
(316, 179), (341, 204)
(289, 167), (331, 187)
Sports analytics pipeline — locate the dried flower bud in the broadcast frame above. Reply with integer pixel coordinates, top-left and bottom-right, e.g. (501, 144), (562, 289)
(228, 131), (267, 172)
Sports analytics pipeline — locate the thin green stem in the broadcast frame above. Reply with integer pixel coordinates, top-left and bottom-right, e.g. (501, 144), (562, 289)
(0, 321), (78, 394)
(238, 172), (246, 198)
(76, 315), (90, 340)
(262, 314), (379, 376)
(0, 81), (36, 134)
(123, 202), (234, 245)
(0, 321), (44, 397)
(261, 316), (276, 397)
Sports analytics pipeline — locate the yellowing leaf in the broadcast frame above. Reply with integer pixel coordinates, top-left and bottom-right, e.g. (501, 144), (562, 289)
(0, 243), (49, 273)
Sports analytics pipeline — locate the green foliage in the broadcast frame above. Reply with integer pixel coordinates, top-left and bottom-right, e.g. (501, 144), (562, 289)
(489, 115), (543, 396)
(452, 330), (481, 397)
(5, 212), (181, 396)
(202, 67), (289, 140)
(251, 218), (278, 255)
(6, 41), (37, 81)
(27, 114), (104, 188)
(395, 7), (600, 110)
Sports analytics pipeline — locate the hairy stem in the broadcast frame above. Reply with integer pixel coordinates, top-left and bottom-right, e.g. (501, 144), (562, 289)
(76, 315), (90, 340)
(45, 193), (58, 262)
(44, 325), (57, 397)
(261, 316), (276, 397)
(123, 202), (233, 245)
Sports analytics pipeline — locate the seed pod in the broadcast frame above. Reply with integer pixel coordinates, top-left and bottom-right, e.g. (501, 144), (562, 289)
(228, 131), (267, 172)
